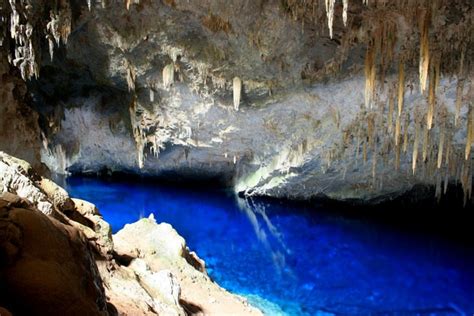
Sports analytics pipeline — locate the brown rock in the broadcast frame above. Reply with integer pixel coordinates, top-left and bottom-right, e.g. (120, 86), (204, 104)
(0, 194), (108, 315)
(0, 307), (12, 316)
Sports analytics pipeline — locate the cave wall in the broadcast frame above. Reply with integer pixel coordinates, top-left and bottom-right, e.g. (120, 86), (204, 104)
(1, 0), (473, 202)
(0, 52), (44, 172)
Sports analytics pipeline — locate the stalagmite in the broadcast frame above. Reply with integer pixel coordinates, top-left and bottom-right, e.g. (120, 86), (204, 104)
(233, 77), (242, 111)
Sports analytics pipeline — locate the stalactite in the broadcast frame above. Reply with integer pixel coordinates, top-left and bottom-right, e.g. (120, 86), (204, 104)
(422, 125), (429, 162)
(149, 88), (154, 102)
(461, 158), (472, 206)
(466, 103), (473, 160)
(388, 92), (394, 133)
(364, 41), (376, 109)
(395, 136), (401, 170)
(418, 9), (430, 94)
(162, 63), (174, 90)
(412, 119), (420, 174)
(395, 114), (401, 146)
(403, 113), (409, 153)
(427, 57), (440, 130)
(342, 0), (349, 27)
(435, 171), (442, 202)
(444, 168), (449, 194)
(455, 79), (464, 127)
(372, 142), (377, 183)
(437, 124), (445, 169)
(126, 61), (136, 92)
(129, 95), (144, 169)
(445, 136), (451, 167)
(397, 59), (405, 117)
(233, 76), (242, 111)
(355, 127), (361, 165)
(367, 113), (375, 146)
(46, 34), (55, 61)
(325, 0), (335, 39)
(363, 140), (367, 165)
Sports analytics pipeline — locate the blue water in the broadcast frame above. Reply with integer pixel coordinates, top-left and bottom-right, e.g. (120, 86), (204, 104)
(67, 176), (474, 315)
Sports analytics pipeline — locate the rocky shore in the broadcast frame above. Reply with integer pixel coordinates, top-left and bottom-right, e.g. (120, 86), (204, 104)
(0, 151), (261, 315)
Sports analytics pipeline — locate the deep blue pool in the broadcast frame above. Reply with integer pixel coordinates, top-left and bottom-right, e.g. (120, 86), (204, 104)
(66, 176), (474, 315)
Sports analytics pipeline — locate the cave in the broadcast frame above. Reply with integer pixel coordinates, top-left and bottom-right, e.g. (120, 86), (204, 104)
(1, 0), (473, 315)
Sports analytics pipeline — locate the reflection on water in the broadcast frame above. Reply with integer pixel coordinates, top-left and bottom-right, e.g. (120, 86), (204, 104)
(67, 176), (474, 315)
(237, 197), (291, 276)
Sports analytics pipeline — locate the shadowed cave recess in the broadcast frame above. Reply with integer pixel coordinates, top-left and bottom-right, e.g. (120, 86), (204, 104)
(0, 0), (473, 315)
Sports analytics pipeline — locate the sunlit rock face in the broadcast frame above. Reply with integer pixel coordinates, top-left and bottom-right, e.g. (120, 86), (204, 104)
(1, 1), (473, 202)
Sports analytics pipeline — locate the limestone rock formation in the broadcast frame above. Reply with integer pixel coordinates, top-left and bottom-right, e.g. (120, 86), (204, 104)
(0, 1), (473, 203)
(113, 215), (262, 316)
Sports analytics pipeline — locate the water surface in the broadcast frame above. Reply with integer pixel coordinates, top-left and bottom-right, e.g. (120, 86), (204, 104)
(67, 176), (474, 315)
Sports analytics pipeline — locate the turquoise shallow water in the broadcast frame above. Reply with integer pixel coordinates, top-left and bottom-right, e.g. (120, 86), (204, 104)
(67, 176), (474, 315)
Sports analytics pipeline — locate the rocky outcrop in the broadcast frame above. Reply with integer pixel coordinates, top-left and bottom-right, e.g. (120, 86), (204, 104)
(113, 216), (261, 316)
(0, 192), (108, 315)
(0, 152), (262, 315)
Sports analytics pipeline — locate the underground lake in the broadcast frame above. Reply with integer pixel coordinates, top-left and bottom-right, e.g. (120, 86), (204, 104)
(66, 176), (474, 315)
